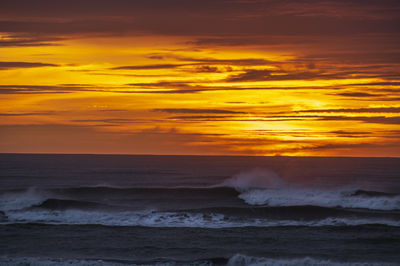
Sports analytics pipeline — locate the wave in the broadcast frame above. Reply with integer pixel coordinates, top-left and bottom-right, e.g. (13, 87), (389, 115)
(0, 189), (112, 212)
(2, 209), (399, 227)
(226, 254), (396, 266)
(31, 198), (115, 211)
(238, 188), (400, 210)
(49, 186), (240, 199)
(220, 168), (285, 190)
(0, 186), (241, 213)
(1, 184), (399, 213)
(0, 254), (396, 266)
(0, 187), (48, 211)
(220, 169), (400, 210)
(3, 199), (400, 223)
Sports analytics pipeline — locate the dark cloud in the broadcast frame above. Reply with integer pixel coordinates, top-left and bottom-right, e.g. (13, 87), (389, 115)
(0, 0), (398, 67)
(0, 82), (374, 95)
(2, 0), (399, 20)
(170, 113), (400, 125)
(270, 141), (400, 156)
(224, 68), (388, 82)
(168, 115), (236, 120)
(226, 69), (274, 82)
(302, 142), (379, 151)
(126, 81), (339, 94)
(0, 61), (59, 69)
(0, 112), (54, 116)
(71, 118), (146, 124)
(334, 92), (382, 97)
(111, 64), (186, 70)
(188, 36), (316, 47)
(248, 114), (400, 125)
(192, 66), (225, 73)
(170, 56), (276, 66)
(125, 82), (206, 93)
(0, 85), (67, 94)
(164, 115), (305, 122)
(299, 115), (400, 125)
(127, 81), (188, 87)
(0, 84), (107, 94)
(1, 0), (399, 38)
(153, 108), (245, 114)
(330, 130), (371, 136)
(0, 35), (62, 47)
(349, 82), (400, 86)
(297, 107), (400, 113)
(0, 83), (203, 95)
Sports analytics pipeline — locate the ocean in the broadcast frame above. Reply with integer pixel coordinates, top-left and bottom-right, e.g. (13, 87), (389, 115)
(0, 154), (399, 265)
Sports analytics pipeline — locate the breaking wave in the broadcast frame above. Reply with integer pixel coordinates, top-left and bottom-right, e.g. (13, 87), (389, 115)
(222, 169), (400, 210)
(0, 169), (399, 227)
(238, 188), (400, 210)
(0, 187), (47, 211)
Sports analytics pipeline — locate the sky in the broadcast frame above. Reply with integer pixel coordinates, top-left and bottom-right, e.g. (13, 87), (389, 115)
(1, 0), (400, 156)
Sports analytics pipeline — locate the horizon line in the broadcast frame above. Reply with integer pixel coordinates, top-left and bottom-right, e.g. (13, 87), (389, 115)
(1, 152), (399, 159)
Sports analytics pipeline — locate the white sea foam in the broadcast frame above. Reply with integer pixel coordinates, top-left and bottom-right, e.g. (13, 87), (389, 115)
(221, 168), (285, 191)
(238, 188), (400, 210)
(3, 209), (399, 227)
(0, 188), (47, 211)
(226, 254), (396, 266)
(222, 169), (400, 210)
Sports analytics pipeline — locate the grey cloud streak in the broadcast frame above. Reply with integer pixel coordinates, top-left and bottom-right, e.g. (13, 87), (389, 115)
(0, 61), (59, 69)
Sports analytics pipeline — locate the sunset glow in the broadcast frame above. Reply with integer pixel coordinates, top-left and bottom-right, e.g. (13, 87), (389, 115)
(1, 0), (400, 156)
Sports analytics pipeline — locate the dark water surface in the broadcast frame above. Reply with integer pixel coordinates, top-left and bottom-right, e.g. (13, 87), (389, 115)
(0, 154), (399, 265)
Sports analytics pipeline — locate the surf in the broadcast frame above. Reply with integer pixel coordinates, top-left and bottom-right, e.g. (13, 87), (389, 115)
(221, 169), (400, 211)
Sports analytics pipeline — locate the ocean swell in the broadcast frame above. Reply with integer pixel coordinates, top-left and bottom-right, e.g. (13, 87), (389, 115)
(3, 209), (400, 227)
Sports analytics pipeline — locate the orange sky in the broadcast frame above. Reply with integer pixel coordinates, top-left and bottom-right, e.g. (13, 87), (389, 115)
(1, 0), (400, 156)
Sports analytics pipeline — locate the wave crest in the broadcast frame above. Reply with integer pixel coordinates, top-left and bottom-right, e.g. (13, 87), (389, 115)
(0, 188), (47, 211)
(221, 169), (400, 211)
(222, 168), (285, 191)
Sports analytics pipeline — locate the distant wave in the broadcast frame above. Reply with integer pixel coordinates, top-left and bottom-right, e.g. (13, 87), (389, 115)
(3, 200), (400, 224)
(0, 254), (397, 266)
(0, 186), (240, 212)
(49, 186), (240, 198)
(2, 209), (399, 228)
(1, 185), (399, 213)
(31, 198), (115, 211)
